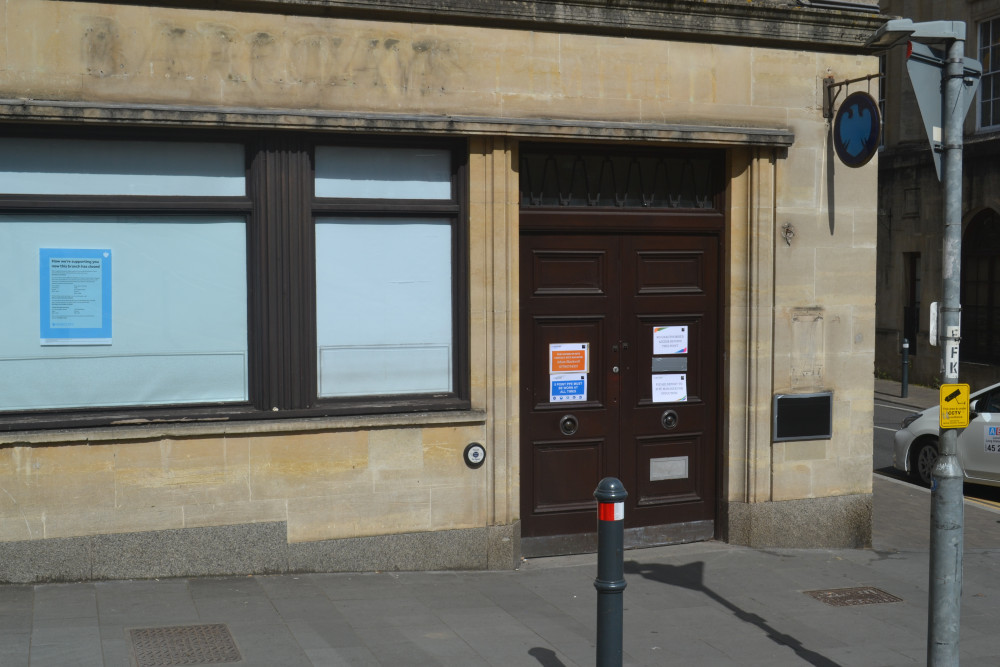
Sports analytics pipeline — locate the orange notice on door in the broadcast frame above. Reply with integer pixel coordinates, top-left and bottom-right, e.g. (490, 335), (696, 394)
(549, 343), (589, 374)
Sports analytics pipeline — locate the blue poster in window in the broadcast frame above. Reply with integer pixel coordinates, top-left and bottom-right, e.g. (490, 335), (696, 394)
(39, 248), (112, 345)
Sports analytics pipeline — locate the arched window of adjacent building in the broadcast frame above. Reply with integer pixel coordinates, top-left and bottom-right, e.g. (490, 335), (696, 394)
(961, 209), (1000, 363)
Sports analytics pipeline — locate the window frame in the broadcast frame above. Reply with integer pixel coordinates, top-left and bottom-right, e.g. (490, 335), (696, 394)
(308, 138), (471, 416)
(0, 128), (470, 432)
(978, 16), (1000, 132)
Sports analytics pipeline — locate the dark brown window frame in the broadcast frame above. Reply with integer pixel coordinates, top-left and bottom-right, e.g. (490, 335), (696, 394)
(0, 128), (470, 432)
(305, 137), (470, 416)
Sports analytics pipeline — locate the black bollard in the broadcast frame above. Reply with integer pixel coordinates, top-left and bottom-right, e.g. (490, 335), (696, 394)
(594, 477), (627, 667)
(901, 338), (909, 399)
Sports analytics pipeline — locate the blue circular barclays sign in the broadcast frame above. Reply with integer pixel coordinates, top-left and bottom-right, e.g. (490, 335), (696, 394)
(833, 91), (881, 168)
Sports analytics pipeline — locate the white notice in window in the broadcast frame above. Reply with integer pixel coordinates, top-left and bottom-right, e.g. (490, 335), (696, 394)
(652, 373), (686, 403)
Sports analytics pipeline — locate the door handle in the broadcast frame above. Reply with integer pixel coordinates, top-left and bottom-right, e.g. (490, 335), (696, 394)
(559, 414), (579, 436)
(661, 409), (679, 430)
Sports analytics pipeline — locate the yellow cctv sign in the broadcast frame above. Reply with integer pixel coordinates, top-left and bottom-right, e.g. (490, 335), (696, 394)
(939, 383), (970, 429)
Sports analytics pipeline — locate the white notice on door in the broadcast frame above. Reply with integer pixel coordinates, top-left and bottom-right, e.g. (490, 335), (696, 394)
(653, 325), (688, 355)
(652, 373), (686, 403)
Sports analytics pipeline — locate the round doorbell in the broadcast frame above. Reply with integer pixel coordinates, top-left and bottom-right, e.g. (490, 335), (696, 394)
(464, 443), (486, 469)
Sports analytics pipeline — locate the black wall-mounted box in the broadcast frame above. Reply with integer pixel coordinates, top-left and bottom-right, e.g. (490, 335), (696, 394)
(772, 392), (833, 442)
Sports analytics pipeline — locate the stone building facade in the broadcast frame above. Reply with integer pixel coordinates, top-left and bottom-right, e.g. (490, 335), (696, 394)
(0, 0), (883, 582)
(876, 0), (1000, 389)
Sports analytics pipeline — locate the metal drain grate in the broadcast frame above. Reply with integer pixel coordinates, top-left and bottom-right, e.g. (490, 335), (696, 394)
(130, 623), (241, 666)
(804, 586), (902, 607)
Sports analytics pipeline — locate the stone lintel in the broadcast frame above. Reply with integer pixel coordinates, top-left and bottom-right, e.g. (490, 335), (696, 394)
(0, 100), (795, 147)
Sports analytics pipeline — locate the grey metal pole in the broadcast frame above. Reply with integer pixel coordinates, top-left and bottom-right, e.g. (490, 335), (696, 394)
(901, 338), (910, 398)
(928, 35), (966, 667)
(594, 477), (627, 667)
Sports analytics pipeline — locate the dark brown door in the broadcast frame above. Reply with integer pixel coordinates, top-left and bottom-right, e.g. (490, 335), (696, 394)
(520, 215), (720, 553)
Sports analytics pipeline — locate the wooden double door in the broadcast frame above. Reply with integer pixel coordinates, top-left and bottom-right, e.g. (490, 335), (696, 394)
(519, 212), (721, 554)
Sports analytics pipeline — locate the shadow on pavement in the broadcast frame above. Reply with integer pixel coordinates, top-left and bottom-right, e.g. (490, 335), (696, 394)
(624, 560), (842, 667)
(528, 647), (568, 667)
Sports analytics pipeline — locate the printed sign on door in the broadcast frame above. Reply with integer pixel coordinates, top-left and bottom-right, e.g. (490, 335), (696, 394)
(548, 343), (588, 403)
(549, 343), (589, 373)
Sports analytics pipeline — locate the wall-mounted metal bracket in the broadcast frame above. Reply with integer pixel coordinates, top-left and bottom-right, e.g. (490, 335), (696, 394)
(823, 73), (881, 120)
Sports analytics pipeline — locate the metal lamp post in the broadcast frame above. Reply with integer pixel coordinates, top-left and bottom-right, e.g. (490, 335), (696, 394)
(867, 19), (981, 666)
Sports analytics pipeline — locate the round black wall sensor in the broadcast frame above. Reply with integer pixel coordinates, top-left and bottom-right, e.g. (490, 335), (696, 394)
(464, 443), (486, 469)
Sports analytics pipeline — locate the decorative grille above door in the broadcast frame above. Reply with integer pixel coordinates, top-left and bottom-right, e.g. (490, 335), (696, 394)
(519, 146), (722, 210)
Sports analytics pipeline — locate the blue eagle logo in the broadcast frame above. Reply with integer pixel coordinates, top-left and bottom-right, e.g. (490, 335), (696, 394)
(838, 103), (873, 157)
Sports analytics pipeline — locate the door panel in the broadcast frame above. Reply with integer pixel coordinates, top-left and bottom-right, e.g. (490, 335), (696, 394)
(520, 227), (720, 545)
(530, 247), (609, 296)
(634, 248), (708, 296)
(520, 235), (620, 538)
(619, 235), (718, 528)
(531, 439), (605, 514)
(634, 435), (705, 506)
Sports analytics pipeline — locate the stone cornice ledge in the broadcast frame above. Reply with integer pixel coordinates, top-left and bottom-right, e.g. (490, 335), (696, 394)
(0, 99), (795, 147)
(76, 0), (885, 53)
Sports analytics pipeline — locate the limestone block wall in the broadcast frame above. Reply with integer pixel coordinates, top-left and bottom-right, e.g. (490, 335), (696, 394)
(0, 425), (488, 544)
(723, 52), (879, 547)
(774, 103), (877, 501)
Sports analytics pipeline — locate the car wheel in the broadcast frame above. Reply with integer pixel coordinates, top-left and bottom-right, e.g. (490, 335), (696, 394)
(910, 438), (939, 486)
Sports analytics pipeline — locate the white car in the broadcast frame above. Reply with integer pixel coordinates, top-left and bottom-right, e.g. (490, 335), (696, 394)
(893, 382), (1000, 487)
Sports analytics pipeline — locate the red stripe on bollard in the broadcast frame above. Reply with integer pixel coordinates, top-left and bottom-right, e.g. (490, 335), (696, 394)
(598, 502), (624, 522)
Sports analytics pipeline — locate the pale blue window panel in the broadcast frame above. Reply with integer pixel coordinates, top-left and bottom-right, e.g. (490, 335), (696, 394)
(0, 215), (248, 410)
(316, 218), (452, 397)
(0, 138), (245, 196)
(315, 146), (451, 199)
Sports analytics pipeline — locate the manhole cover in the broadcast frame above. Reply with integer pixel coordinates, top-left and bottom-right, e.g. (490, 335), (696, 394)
(804, 586), (902, 607)
(130, 623), (241, 666)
